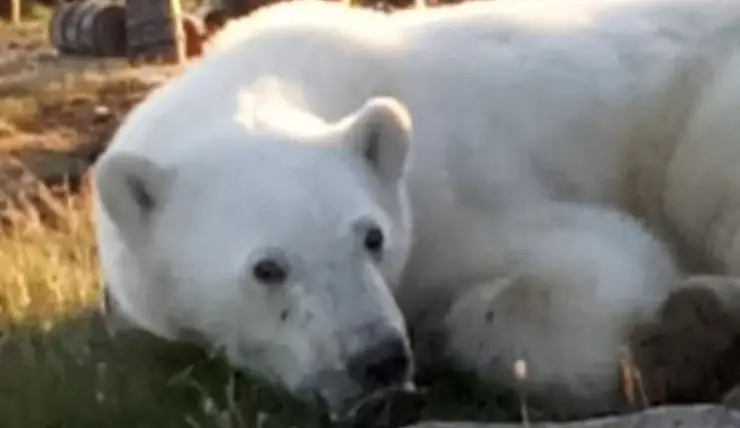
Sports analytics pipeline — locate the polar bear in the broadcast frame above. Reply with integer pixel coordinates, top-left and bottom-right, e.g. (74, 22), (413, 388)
(91, 0), (740, 420)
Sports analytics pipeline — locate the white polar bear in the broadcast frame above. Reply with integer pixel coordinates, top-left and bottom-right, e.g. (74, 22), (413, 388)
(91, 0), (740, 419)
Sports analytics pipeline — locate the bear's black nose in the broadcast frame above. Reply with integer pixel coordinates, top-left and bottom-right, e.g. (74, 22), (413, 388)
(347, 334), (411, 391)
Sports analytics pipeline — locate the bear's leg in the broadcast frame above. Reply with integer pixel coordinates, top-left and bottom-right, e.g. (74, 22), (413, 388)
(662, 52), (740, 275)
(440, 203), (681, 418)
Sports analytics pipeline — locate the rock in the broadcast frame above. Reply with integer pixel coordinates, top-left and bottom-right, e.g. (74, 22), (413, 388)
(402, 404), (740, 428)
(93, 105), (112, 121)
(36, 48), (59, 61)
(628, 275), (740, 406)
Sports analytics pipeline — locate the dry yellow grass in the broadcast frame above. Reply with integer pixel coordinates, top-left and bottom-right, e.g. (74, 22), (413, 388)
(0, 183), (97, 325)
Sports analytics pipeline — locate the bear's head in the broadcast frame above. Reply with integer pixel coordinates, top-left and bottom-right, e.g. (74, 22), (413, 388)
(92, 96), (415, 418)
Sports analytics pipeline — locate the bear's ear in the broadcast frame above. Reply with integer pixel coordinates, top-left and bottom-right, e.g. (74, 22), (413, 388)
(345, 96), (412, 182)
(92, 151), (173, 242)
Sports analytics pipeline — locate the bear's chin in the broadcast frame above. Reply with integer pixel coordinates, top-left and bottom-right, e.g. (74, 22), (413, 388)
(291, 369), (418, 421)
(325, 381), (419, 422)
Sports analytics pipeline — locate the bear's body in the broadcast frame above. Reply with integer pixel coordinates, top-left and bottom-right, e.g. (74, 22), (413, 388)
(92, 0), (740, 419)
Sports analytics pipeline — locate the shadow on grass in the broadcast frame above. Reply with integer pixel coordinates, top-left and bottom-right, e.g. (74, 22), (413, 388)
(0, 311), (526, 428)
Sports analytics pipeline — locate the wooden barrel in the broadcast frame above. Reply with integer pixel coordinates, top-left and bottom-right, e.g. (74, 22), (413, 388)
(125, 0), (184, 62)
(215, 0), (276, 18)
(48, 1), (126, 57)
(48, 2), (75, 52)
(63, 1), (96, 52)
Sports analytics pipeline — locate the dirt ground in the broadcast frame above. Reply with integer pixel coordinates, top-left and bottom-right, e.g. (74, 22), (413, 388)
(0, 23), (175, 191)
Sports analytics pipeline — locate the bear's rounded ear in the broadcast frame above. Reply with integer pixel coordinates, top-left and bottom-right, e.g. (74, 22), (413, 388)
(92, 151), (173, 241)
(345, 96), (412, 183)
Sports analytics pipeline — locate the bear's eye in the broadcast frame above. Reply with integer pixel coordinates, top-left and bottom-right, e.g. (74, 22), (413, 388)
(364, 227), (385, 255)
(253, 258), (289, 285)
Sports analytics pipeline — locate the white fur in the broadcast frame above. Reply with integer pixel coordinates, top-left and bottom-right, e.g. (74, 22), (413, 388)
(92, 0), (740, 418)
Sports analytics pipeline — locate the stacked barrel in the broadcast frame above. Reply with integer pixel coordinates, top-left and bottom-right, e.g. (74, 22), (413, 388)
(48, 1), (127, 57)
(46, 0), (431, 62)
(216, 0), (269, 18)
(125, 0), (188, 62)
(48, 0), (209, 62)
